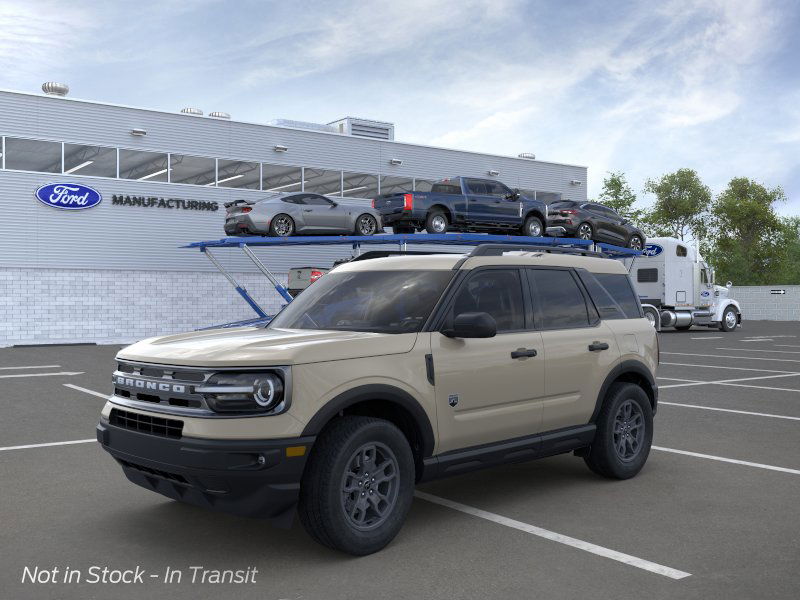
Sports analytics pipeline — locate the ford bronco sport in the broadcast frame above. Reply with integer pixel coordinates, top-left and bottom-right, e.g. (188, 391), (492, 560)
(97, 244), (658, 555)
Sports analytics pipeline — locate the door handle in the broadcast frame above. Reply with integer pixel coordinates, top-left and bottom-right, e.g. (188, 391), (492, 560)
(303, 209), (313, 212)
(588, 342), (609, 352)
(511, 348), (538, 359)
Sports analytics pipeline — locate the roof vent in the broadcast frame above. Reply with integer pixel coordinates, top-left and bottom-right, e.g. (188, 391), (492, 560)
(209, 111), (230, 119)
(518, 152), (536, 160)
(42, 82), (69, 97)
(268, 119), (337, 134)
(180, 107), (203, 116)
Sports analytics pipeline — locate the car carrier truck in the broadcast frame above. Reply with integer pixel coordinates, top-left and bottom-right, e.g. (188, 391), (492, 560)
(627, 237), (741, 332)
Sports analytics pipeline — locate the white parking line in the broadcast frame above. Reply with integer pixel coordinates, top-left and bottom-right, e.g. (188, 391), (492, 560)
(64, 383), (109, 399)
(659, 372), (800, 389)
(0, 371), (84, 379)
(659, 402), (800, 421)
(717, 382), (800, 394)
(0, 439), (95, 453)
(740, 339), (773, 342)
(0, 365), (61, 370)
(415, 491), (691, 579)
(717, 347), (800, 355)
(653, 446), (800, 476)
(660, 362), (797, 374)
(661, 352), (800, 364)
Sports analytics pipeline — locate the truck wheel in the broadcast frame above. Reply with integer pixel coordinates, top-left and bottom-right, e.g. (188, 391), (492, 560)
(269, 214), (295, 237)
(521, 215), (544, 237)
(298, 416), (414, 556)
(584, 383), (653, 480)
(642, 305), (660, 330)
(354, 214), (378, 236)
(425, 210), (449, 234)
(719, 306), (738, 332)
(628, 235), (644, 250)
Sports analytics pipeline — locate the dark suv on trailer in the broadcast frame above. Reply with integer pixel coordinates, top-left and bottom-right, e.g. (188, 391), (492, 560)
(547, 200), (645, 250)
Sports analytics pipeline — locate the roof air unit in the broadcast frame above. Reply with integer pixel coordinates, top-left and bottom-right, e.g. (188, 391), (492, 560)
(180, 107), (203, 116)
(209, 111), (231, 119)
(518, 153), (536, 160)
(328, 117), (395, 141)
(42, 82), (69, 96)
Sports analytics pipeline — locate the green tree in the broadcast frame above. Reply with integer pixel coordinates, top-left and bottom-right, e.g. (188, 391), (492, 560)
(598, 171), (643, 223)
(705, 177), (787, 285)
(642, 168), (711, 241)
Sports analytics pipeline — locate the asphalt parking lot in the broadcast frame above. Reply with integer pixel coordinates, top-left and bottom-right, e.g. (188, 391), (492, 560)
(2, 321), (799, 600)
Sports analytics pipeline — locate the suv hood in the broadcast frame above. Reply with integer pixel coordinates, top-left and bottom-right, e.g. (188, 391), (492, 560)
(116, 327), (418, 367)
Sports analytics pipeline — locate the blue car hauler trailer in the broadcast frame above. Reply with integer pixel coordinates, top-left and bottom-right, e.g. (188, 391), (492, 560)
(183, 233), (641, 326)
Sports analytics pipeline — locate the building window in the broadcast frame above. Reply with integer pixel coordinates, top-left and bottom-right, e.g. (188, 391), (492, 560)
(342, 172), (379, 199)
(217, 159), (260, 189)
(304, 168), (342, 196)
(379, 175), (413, 195)
(170, 154), (216, 186)
(4, 137), (61, 173)
(63, 144), (117, 178)
(262, 164), (302, 193)
(119, 149), (169, 182)
(414, 178), (436, 192)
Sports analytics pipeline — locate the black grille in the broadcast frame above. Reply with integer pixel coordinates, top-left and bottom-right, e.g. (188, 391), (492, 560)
(118, 459), (188, 484)
(109, 408), (183, 439)
(637, 268), (659, 283)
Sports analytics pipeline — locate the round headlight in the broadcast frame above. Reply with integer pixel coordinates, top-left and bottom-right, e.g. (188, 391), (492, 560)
(254, 375), (284, 409)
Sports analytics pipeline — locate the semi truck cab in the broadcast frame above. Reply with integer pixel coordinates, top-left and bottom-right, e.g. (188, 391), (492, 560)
(628, 237), (741, 332)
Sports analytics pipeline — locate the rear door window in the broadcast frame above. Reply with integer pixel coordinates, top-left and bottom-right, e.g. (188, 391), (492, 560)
(465, 179), (490, 195)
(528, 269), (593, 329)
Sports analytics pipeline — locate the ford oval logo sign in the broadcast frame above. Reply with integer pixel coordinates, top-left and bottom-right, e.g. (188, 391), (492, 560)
(642, 243), (663, 257)
(35, 183), (102, 210)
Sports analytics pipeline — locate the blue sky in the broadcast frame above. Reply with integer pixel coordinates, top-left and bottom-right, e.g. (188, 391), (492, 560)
(2, 0), (799, 213)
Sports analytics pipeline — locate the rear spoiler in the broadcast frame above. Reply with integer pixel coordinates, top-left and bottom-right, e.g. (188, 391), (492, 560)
(223, 199), (256, 209)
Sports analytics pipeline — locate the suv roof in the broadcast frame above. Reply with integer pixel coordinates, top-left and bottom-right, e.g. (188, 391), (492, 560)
(334, 250), (628, 275)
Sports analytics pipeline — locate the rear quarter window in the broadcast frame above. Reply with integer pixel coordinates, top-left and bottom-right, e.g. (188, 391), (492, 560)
(578, 271), (643, 319)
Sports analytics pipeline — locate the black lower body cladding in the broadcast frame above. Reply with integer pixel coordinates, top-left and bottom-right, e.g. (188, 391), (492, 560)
(97, 419), (314, 525)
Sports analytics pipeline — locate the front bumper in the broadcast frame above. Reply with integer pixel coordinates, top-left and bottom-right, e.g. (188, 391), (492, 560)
(97, 419), (314, 523)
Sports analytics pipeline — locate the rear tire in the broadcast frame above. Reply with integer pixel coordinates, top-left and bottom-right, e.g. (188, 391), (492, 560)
(298, 416), (415, 556)
(425, 210), (449, 234)
(584, 383), (653, 479)
(521, 215), (544, 237)
(354, 214), (379, 236)
(576, 222), (593, 240)
(719, 306), (738, 332)
(269, 214), (295, 237)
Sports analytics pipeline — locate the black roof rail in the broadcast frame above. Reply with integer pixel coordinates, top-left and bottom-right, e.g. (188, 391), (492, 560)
(468, 243), (606, 257)
(345, 249), (462, 263)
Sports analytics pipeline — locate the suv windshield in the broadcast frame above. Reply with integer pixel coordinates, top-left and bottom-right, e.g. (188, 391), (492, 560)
(269, 270), (454, 333)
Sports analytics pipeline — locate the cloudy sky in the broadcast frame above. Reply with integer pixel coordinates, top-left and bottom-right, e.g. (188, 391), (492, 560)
(1, 0), (798, 212)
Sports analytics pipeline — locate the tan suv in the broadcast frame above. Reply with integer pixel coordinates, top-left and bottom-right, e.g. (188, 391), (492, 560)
(97, 244), (658, 555)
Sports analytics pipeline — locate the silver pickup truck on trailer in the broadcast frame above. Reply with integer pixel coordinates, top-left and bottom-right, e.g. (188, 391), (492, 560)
(628, 237), (742, 332)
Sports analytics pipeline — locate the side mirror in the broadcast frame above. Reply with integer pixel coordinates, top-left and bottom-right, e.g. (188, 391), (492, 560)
(442, 312), (497, 339)
(726, 281), (732, 289)
(329, 201), (338, 208)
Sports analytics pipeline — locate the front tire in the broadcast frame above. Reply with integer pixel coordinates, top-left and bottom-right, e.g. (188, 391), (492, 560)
(521, 215), (544, 237)
(719, 306), (738, 332)
(425, 210), (449, 234)
(354, 214), (379, 236)
(584, 383), (653, 479)
(298, 416), (414, 556)
(576, 222), (593, 240)
(269, 214), (295, 237)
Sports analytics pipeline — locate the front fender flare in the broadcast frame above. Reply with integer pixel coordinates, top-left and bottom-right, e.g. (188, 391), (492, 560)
(300, 384), (436, 458)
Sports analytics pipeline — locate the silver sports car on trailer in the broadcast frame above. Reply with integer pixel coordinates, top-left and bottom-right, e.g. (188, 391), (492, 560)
(224, 192), (383, 237)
